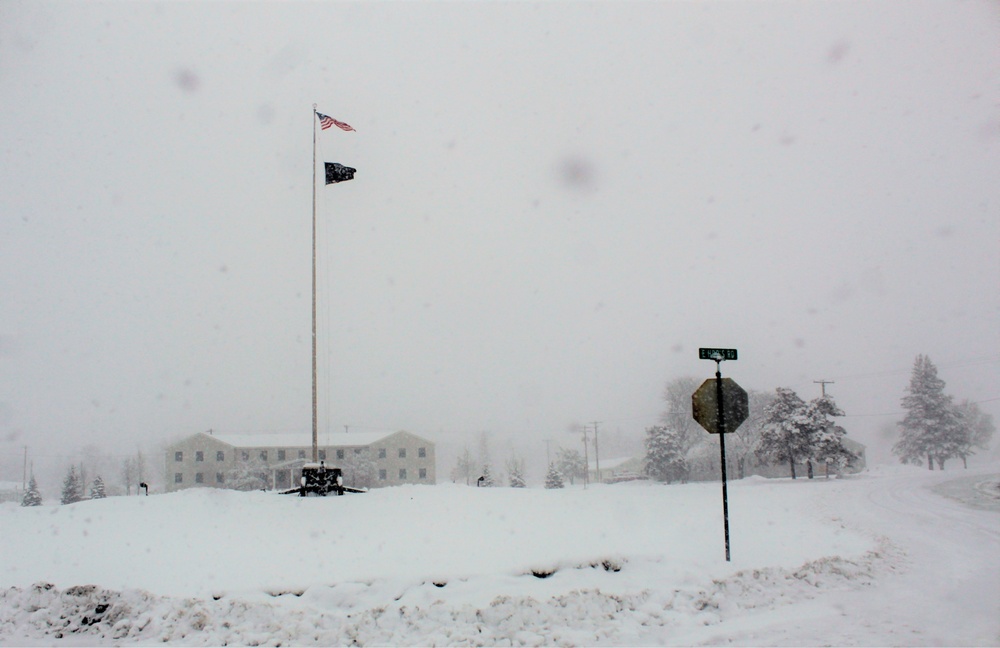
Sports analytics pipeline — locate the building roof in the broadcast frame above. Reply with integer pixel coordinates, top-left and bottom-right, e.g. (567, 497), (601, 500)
(206, 431), (398, 449)
(589, 456), (636, 471)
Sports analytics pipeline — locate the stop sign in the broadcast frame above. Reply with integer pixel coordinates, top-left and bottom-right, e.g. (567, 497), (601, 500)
(692, 378), (749, 434)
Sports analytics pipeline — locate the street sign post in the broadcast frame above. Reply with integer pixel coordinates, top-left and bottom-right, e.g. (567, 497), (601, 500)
(693, 348), (745, 562)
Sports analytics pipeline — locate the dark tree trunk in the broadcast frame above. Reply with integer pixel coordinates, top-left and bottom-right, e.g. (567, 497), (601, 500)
(807, 460), (814, 479)
(789, 456), (797, 480)
(936, 456), (945, 470)
(962, 455), (968, 469)
(928, 454), (934, 470)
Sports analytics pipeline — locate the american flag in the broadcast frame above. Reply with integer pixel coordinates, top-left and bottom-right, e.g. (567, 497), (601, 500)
(317, 112), (355, 132)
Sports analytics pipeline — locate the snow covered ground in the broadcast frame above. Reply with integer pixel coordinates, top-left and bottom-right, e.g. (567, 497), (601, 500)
(1, 463), (998, 646)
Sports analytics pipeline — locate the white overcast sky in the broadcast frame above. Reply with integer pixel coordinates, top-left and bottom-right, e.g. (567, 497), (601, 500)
(1, 1), (998, 472)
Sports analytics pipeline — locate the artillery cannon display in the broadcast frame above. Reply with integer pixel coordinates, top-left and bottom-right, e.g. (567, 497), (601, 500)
(282, 461), (366, 496)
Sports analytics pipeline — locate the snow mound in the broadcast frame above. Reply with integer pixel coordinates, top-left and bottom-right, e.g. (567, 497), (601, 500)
(0, 549), (890, 646)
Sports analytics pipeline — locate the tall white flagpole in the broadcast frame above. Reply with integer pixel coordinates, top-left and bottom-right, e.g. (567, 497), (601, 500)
(311, 103), (319, 463)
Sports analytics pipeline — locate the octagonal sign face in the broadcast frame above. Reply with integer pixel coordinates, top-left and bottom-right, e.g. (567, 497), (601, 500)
(692, 378), (749, 434)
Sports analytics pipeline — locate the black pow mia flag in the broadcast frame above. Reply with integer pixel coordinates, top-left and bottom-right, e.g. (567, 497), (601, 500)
(325, 162), (356, 185)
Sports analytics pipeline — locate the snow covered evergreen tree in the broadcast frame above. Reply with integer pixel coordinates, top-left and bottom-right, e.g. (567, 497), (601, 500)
(508, 464), (526, 488)
(60, 465), (84, 504)
(21, 475), (42, 507)
(505, 453), (527, 487)
(755, 391), (855, 479)
(643, 425), (689, 483)
(544, 463), (565, 489)
(806, 396), (856, 476)
(756, 388), (813, 479)
(89, 476), (107, 499)
(953, 400), (995, 468)
(893, 355), (959, 470)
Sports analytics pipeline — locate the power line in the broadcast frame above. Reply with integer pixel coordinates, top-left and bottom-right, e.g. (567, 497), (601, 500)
(823, 355), (1000, 383)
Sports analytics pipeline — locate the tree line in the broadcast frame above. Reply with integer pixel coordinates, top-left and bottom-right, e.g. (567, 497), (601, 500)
(19, 449), (148, 507)
(644, 379), (857, 483)
(20, 466), (109, 507)
(641, 354), (995, 485)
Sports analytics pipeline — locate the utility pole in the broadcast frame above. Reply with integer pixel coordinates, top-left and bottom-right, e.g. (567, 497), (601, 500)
(581, 425), (590, 488)
(544, 439), (553, 466)
(813, 379), (835, 397)
(591, 422), (602, 483)
(22, 446), (28, 491)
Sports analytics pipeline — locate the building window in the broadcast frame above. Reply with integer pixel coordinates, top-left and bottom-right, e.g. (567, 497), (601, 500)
(418, 447), (426, 458)
(319, 450), (326, 460)
(259, 450), (267, 462)
(216, 451), (225, 462)
(298, 450), (306, 459)
(195, 451), (204, 462)
(378, 448), (386, 459)
(419, 468), (427, 480)
(195, 473), (204, 484)
(174, 473), (183, 483)
(379, 469), (387, 481)
(278, 450), (286, 461)
(398, 448), (406, 459)
(354, 448), (362, 455)
(175, 451), (183, 462)
(399, 468), (407, 480)
(336, 449), (345, 460)
(216, 473), (224, 484)
(241, 451), (249, 461)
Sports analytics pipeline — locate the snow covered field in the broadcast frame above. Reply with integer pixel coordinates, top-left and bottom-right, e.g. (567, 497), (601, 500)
(1, 464), (998, 646)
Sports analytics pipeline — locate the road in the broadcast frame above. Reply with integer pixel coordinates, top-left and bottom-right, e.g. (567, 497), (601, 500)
(727, 466), (1000, 646)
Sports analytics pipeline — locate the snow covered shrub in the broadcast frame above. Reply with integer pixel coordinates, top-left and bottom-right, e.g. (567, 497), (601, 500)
(643, 426), (689, 483)
(544, 463), (564, 489)
(21, 476), (42, 507)
(61, 466), (84, 505)
(90, 476), (107, 500)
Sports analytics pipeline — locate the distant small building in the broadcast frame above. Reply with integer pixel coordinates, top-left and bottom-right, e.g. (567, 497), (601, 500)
(588, 456), (647, 484)
(164, 430), (436, 493)
(0, 481), (22, 503)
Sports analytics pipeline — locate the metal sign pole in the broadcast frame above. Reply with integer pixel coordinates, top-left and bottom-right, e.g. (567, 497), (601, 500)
(715, 359), (731, 562)
(695, 348), (742, 563)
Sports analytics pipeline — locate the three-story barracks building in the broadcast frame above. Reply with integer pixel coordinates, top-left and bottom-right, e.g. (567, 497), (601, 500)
(165, 430), (435, 492)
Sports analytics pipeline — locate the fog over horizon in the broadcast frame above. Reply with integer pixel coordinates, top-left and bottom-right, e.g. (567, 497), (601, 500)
(2, 1), (998, 484)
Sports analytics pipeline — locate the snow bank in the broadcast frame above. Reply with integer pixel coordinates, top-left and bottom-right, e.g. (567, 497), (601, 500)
(0, 477), (887, 645)
(1, 549), (889, 646)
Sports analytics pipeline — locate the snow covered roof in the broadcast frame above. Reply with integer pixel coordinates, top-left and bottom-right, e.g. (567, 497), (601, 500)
(589, 456), (637, 471)
(206, 431), (399, 449)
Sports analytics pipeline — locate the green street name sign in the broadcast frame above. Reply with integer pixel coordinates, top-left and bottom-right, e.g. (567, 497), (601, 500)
(699, 348), (738, 361)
